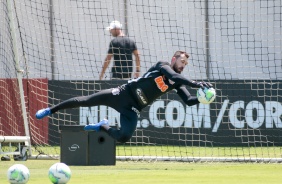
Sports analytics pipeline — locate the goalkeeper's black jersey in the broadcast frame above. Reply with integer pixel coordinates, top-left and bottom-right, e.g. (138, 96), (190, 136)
(127, 61), (199, 110)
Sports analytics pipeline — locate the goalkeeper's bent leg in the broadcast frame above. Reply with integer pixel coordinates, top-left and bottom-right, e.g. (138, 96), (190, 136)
(104, 111), (138, 143)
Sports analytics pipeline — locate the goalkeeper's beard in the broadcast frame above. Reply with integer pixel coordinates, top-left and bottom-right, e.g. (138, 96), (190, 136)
(173, 64), (183, 74)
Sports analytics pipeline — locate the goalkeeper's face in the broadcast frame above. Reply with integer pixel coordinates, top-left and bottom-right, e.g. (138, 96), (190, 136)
(172, 54), (188, 74)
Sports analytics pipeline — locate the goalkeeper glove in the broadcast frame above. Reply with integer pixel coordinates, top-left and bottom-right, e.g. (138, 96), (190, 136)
(192, 81), (213, 89)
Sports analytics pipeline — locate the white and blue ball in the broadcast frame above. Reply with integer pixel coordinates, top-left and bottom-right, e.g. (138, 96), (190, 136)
(48, 163), (71, 184)
(197, 87), (216, 104)
(7, 164), (30, 184)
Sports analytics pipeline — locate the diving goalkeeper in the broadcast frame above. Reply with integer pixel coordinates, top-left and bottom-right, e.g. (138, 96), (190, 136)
(35, 51), (212, 143)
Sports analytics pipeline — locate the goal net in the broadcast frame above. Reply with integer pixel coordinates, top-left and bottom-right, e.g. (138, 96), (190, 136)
(1, 0), (281, 162)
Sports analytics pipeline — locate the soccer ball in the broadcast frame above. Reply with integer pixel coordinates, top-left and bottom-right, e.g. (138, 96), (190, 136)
(7, 164), (30, 184)
(48, 163), (71, 184)
(197, 87), (216, 104)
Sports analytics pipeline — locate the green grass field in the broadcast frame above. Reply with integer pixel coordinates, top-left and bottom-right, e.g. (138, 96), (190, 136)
(1, 160), (282, 184)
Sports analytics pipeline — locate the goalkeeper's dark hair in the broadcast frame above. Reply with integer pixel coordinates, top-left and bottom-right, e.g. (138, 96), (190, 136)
(173, 50), (189, 59)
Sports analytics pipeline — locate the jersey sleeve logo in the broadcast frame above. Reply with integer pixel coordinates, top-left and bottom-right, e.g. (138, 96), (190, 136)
(154, 76), (168, 92)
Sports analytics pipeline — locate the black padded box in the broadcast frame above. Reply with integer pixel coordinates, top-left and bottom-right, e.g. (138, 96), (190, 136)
(88, 131), (116, 165)
(60, 125), (116, 166)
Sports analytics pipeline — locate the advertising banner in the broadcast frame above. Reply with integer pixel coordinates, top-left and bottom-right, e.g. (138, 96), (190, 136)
(49, 80), (282, 146)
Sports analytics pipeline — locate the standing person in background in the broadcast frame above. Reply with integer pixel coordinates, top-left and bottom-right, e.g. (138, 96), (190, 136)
(99, 20), (140, 80)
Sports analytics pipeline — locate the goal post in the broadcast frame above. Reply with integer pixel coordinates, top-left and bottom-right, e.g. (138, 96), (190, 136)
(0, 0), (32, 159)
(1, 0), (281, 162)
